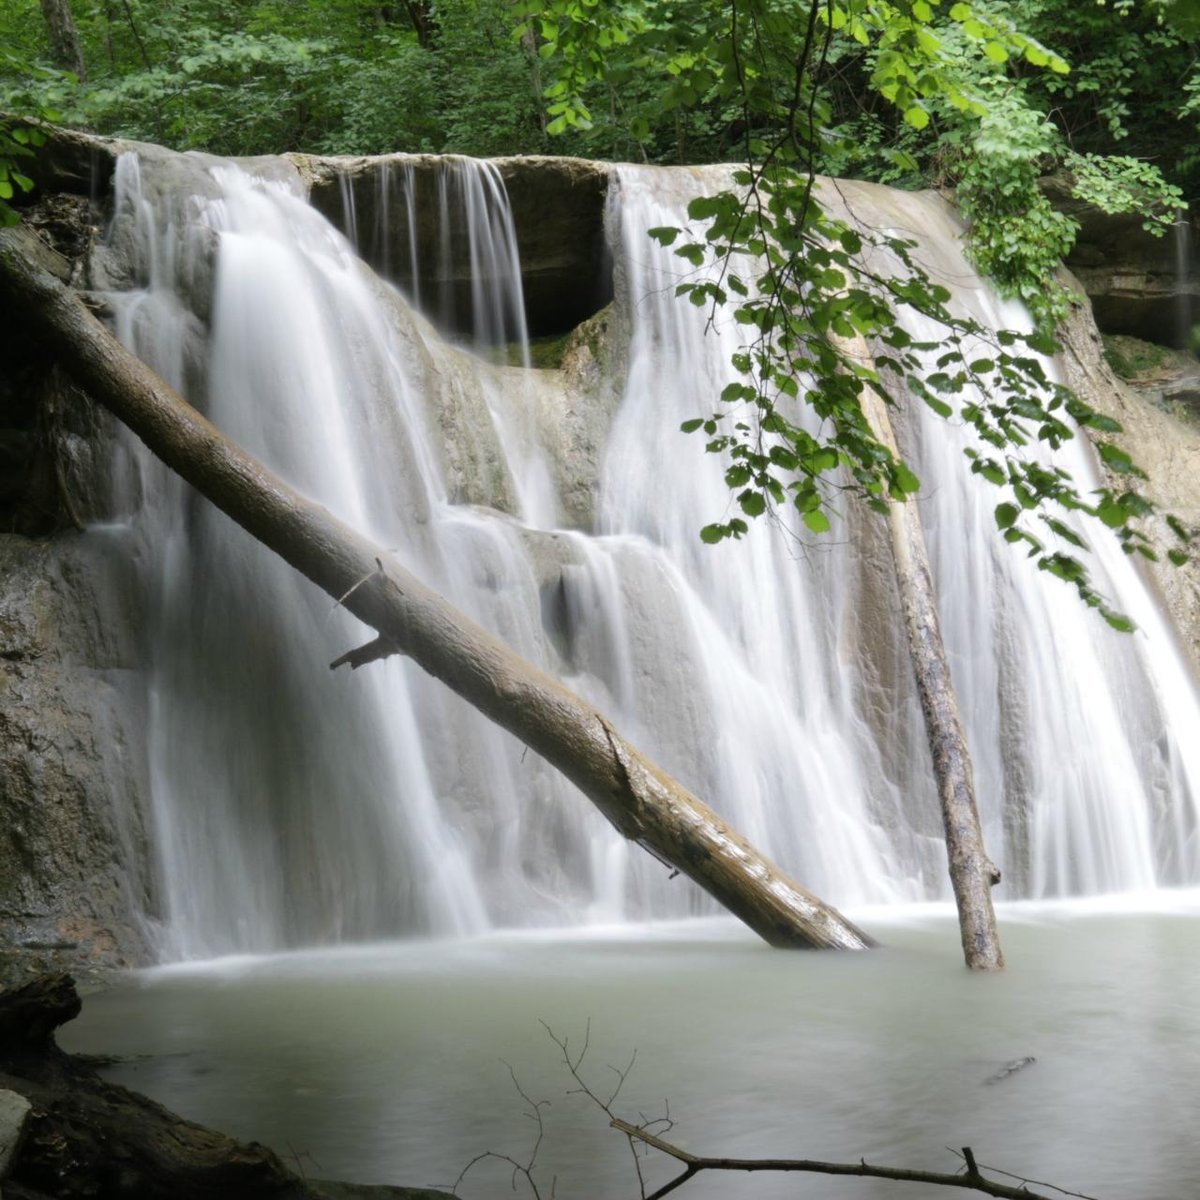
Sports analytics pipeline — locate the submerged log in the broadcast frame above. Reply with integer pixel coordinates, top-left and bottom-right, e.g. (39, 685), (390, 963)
(0, 224), (873, 952)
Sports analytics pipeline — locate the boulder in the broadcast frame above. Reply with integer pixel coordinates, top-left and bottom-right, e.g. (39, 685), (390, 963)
(0, 1088), (33, 1180)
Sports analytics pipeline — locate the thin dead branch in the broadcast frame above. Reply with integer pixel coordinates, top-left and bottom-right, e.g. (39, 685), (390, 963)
(610, 1118), (1101, 1200)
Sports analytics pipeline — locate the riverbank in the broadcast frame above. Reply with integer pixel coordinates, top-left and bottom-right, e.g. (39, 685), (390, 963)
(0, 974), (452, 1200)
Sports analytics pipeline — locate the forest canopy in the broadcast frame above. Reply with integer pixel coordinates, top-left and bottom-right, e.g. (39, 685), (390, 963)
(0, 1), (1197, 184)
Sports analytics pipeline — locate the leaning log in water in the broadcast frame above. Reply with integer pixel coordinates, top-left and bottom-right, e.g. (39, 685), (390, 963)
(856, 349), (1004, 970)
(0, 223), (873, 952)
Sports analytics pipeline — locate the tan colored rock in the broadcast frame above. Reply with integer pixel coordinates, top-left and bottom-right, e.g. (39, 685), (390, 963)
(1043, 173), (1197, 346)
(1057, 284), (1200, 670)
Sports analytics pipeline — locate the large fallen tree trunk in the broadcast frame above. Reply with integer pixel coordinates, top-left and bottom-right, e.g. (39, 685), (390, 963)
(0, 223), (873, 952)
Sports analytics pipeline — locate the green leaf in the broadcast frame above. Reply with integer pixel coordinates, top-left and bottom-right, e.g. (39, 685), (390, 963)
(994, 503), (1019, 530)
(739, 490), (766, 517)
(1097, 443), (1139, 475)
(803, 509), (831, 534)
(903, 105), (930, 131)
(893, 462), (921, 495)
(700, 524), (726, 544)
(1102, 611), (1136, 634)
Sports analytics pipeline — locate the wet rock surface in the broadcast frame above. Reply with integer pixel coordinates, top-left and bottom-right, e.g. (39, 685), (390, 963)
(1058, 293), (1200, 669)
(2, 180), (154, 978)
(303, 153), (613, 340)
(1044, 173), (1198, 347)
(0, 976), (454, 1200)
(0, 535), (154, 984)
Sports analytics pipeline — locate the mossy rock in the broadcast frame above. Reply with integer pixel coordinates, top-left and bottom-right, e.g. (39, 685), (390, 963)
(1102, 334), (1173, 380)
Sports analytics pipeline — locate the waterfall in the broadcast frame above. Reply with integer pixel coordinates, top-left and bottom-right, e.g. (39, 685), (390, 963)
(94, 147), (1200, 960)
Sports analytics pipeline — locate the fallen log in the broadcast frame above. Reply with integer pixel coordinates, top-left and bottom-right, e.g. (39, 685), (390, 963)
(0, 223), (873, 951)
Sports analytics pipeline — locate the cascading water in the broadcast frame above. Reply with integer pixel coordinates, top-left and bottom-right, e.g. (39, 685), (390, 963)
(95, 146), (1200, 961)
(818, 179), (1200, 894)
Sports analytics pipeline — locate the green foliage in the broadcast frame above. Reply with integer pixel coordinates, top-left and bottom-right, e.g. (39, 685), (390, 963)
(1066, 152), (1184, 233)
(522, 0), (1193, 623)
(0, 0), (550, 160)
(0, 47), (71, 225)
(951, 93), (1078, 333)
(78, 30), (328, 156)
(1101, 334), (1170, 380)
(0, 0), (1195, 621)
(0, 119), (40, 227)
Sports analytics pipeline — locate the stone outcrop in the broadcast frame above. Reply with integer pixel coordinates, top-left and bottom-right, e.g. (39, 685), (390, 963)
(1057, 284), (1200, 670)
(302, 152), (613, 339)
(1044, 174), (1198, 347)
(1, 184), (155, 982)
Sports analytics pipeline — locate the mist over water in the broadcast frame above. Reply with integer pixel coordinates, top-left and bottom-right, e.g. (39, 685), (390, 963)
(96, 147), (1200, 961)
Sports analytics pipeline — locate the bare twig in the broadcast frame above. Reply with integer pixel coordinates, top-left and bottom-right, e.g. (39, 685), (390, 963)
(329, 558), (399, 669)
(332, 556), (387, 608)
(610, 1119), (1101, 1200)
(451, 1061), (551, 1199)
(541, 1021), (671, 1200)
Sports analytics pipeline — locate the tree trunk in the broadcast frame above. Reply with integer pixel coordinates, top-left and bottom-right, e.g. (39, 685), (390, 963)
(38, 0), (86, 80)
(401, 0), (436, 48)
(858, 373), (1004, 970)
(0, 224), (874, 953)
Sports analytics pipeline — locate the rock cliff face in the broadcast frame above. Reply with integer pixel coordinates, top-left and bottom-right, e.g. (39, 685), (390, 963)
(1, 167), (155, 981)
(302, 152), (613, 339)
(1057, 295), (1200, 669)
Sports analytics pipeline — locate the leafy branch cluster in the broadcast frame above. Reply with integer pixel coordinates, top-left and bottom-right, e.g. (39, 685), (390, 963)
(519, 0), (1194, 625)
(0, 47), (67, 227)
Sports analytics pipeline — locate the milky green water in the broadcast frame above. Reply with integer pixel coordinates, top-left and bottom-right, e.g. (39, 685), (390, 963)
(62, 901), (1200, 1199)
